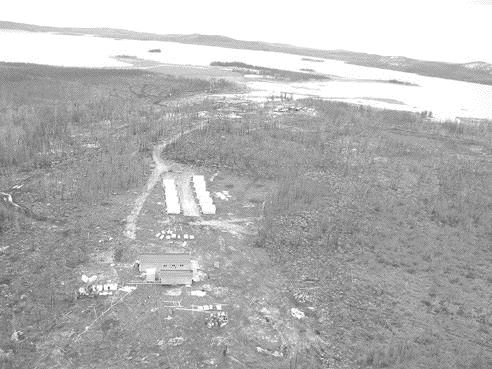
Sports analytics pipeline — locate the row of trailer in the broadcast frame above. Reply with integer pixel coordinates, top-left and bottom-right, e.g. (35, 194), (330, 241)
(192, 175), (216, 215)
(162, 176), (216, 215)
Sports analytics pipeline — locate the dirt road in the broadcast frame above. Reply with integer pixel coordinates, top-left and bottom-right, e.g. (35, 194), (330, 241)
(124, 123), (205, 239)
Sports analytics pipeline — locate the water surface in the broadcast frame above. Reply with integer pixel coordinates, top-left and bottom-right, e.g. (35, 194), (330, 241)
(1, 29), (491, 121)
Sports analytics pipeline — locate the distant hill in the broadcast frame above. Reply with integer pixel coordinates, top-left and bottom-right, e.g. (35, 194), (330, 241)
(1, 20), (492, 85)
(462, 61), (492, 73)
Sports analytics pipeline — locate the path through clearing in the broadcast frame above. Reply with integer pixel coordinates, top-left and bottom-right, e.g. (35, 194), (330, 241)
(124, 124), (204, 239)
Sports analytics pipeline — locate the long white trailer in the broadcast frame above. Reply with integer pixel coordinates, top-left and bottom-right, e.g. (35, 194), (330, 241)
(163, 178), (181, 215)
(192, 175), (216, 215)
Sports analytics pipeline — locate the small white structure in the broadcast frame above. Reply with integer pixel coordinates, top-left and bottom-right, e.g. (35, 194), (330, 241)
(190, 290), (207, 297)
(81, 274), (97, 283)
(290, 308), (305, 319)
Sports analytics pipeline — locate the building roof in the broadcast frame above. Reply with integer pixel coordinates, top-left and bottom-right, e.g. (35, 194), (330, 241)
(158, 270), (193, 277)
(158, 269), (193, 285)
(139, 253), (191, 265)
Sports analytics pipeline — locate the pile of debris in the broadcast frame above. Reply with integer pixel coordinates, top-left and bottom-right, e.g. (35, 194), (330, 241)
(10, 331), (25, 342)
(167, 336), (185, 347)
(206, 311), (229, 328)
(272, 105), (317, 116)
(78, 282), (118, 297)
(214, 191), (232, 201)
(77, 274), (136, 297)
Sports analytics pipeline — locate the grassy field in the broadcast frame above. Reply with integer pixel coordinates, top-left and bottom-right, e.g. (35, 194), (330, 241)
(164, 100), (492, 368)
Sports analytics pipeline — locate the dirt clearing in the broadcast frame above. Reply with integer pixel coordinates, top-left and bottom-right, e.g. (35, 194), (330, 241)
(175, 172), (201, 217)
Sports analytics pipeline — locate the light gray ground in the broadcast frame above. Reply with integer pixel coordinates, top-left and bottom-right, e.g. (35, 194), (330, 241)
(176, 172), (201, 217)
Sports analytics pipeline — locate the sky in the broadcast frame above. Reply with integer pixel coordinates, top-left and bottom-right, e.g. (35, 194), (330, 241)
(1, 0), (491, 63)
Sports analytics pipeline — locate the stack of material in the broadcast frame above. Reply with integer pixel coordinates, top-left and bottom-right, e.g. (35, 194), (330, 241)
(192, 175), (216, 215)
(155, 230), (195, 240)
(206, 311), (228, 328)
(163, 178), (181, 215)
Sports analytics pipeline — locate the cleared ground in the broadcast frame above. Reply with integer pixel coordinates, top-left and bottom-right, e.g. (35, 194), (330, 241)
(175, 173), (201, 217)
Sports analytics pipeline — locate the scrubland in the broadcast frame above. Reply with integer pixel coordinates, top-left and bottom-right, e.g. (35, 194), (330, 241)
(0, 63), (234, 368)
(0, 61), (491, 368)
(165, 100), (492, 368)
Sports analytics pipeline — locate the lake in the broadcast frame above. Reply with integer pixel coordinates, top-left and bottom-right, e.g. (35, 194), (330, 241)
(1, 29), (491, 121)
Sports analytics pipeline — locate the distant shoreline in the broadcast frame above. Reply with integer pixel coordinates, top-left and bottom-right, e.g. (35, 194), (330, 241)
(210, 61), (330, 81)
(1, 21), (491, 86)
